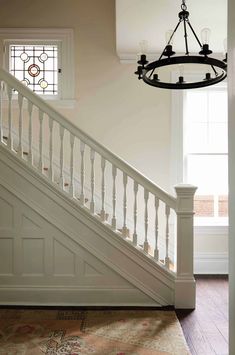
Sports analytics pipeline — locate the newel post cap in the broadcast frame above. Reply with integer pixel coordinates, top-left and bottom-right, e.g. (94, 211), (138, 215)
(174, 183), (197, 196)
(174, 184), (197, 213)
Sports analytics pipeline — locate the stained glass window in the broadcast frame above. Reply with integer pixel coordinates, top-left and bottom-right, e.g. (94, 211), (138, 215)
(9, 45), (59, 95)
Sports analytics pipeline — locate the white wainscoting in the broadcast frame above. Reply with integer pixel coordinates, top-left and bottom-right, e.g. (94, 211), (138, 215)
(0, 146), (176, 306)
(194, 252), (228, 274)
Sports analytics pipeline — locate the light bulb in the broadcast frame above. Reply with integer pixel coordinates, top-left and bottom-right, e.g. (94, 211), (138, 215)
(165, 30), (174, 45)
(179, 64), (184, 77)
(178, 65), (185, 84)
(139, 40), (149, 54)
(223, 38), (227, 55)
(201, 28), (211, 45)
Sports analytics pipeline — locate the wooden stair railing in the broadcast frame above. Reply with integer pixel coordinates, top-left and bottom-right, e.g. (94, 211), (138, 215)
(0, 68), (197, 301)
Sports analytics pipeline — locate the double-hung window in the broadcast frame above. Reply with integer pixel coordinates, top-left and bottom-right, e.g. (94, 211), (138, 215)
(184, 87), (228, 226)
(171, 76), (228, 227)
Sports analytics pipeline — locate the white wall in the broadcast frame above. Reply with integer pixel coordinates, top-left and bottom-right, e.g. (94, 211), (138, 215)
(228, 0), (235, 352)
(0, 0), (228, 271)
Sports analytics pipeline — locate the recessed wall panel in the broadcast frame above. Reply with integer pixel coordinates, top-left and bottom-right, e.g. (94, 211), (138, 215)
(23, 238), (44, 275)
(0, 238), (13, 274)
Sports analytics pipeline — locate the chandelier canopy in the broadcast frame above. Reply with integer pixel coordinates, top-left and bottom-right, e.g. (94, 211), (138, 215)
(135, 0), (227, 90)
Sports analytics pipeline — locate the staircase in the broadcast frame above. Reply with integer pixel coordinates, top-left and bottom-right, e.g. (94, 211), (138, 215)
(0, 68), (197, 308)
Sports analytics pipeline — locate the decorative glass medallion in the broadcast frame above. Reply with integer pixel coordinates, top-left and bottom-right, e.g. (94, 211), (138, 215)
(39, 52), (48, 62)
(39, 79), (48, 89)
(28, 64), (40, 77)
(21, 78), (30, 86)
(20, 52), (29, 62)
(10, 45), (59, 95)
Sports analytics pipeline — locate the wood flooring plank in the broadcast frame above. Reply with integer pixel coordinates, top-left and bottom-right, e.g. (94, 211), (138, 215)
(176, 276), (228, 355)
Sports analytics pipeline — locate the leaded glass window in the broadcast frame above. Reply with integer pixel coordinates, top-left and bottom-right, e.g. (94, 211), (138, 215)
(9, 45), (59, 95)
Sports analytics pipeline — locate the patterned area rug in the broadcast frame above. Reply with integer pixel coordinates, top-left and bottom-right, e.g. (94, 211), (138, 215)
(0, 309), (190, 354)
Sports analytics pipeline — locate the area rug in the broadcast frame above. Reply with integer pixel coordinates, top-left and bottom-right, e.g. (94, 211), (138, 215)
(0, 309), (190, 354)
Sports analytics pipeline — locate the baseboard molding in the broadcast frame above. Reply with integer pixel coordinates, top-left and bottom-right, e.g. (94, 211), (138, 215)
(0, 287), (160, 307)
(194, 252), (228, 274)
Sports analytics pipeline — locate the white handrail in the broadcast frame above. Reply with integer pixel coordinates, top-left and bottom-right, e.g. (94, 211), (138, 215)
(0, 68), (176, 209)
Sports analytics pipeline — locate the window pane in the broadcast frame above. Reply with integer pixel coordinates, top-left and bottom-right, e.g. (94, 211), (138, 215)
(219, 195), (228, 217)
(194, 195), (214, 217)
(186, 122), (208, 153)
(185, 91), (208, 122)
(208, 122), (228, 153)
(208, 91), (228, 122)
(186, 154), (228, 195)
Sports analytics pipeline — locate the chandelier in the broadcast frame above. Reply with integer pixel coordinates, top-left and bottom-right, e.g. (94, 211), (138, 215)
(135, 0), (227, 90)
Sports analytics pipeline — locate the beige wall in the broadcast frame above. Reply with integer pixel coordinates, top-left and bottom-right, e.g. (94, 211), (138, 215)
(0, 0), (228, 260)
(0, 0), (171, 191)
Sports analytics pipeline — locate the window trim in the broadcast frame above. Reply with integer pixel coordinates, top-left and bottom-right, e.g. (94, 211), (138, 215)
(0, 28), (75, 103)
(170, 71), (228, 227)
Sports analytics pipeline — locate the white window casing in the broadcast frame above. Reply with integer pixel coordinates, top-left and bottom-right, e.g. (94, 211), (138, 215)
(0, 28), (75, 104)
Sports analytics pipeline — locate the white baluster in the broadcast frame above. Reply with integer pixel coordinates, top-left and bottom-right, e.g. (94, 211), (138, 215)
(7, 85), (13, 150)
(165, 205), (170, 269)
(59, 125), (65, 189)
(100, 157), (106, 221)
(154, 197), (160, 261)
(28, 101), (33, 165)
(122, 172), (128, 238)
(38, 110), (44, 173)
(80, 141), (85, 205)
(133, 181), (138, 246)
(49, 118), (54, 181)
(90, 149), (95, 213)
(0, 81), (3, 143)
(111, 165), (117, 229)
(143, 189), (149, 253)
(69, 133), (75, 198)
(17, 93), (23, 158)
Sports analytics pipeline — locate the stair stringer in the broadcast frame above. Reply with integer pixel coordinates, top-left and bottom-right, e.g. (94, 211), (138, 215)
(0, 145), (176, 306)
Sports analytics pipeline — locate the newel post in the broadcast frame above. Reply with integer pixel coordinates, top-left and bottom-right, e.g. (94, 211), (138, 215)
(174, 184), (197, 309)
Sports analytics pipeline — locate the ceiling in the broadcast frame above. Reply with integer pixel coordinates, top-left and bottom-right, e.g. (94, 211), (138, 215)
(116, 0), (227, 61)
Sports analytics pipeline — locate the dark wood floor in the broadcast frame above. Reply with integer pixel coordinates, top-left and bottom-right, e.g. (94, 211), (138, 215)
(176, 276), (228, 355)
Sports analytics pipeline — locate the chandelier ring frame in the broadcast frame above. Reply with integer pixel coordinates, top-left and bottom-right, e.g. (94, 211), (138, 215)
(142, 56), (227, 90)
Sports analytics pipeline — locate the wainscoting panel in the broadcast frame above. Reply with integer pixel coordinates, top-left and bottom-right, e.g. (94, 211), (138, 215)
(0, 148), (176, 306)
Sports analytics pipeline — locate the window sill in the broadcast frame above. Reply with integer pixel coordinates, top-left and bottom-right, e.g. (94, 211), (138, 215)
(194, 225), (228, 235)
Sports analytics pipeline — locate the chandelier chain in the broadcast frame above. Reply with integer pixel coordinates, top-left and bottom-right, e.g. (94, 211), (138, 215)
(181, 0), (187, 11)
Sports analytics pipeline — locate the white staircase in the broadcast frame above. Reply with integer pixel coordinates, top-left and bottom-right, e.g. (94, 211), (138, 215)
(0, 68), (197, 308)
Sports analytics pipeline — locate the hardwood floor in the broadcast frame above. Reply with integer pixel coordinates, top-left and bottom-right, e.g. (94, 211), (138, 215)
(176, 276), (228, 355)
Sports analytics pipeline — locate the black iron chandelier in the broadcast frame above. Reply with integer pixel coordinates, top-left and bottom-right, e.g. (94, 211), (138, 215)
(135, 0), (227, 90)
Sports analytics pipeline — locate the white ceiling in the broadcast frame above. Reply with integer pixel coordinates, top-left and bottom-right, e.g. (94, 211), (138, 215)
(116, 0), (227, 61)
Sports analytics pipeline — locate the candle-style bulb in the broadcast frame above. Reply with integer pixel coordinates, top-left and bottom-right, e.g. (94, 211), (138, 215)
(139, 40), (149, 54)
(223, 38), (228, 62)
(179, 64), (184, 77)
(223, 38), (227, 55)
(201, 28), (211, 45)
(177, 65), (185, 84)
(165, 30), (174, 45)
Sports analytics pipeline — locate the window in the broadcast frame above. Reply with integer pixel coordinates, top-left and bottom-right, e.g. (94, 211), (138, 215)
(9, 44), (59, 96)
(171, 73), (228, 227)
(0, 28), (74, 102)
(184, 87), (228, 226)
